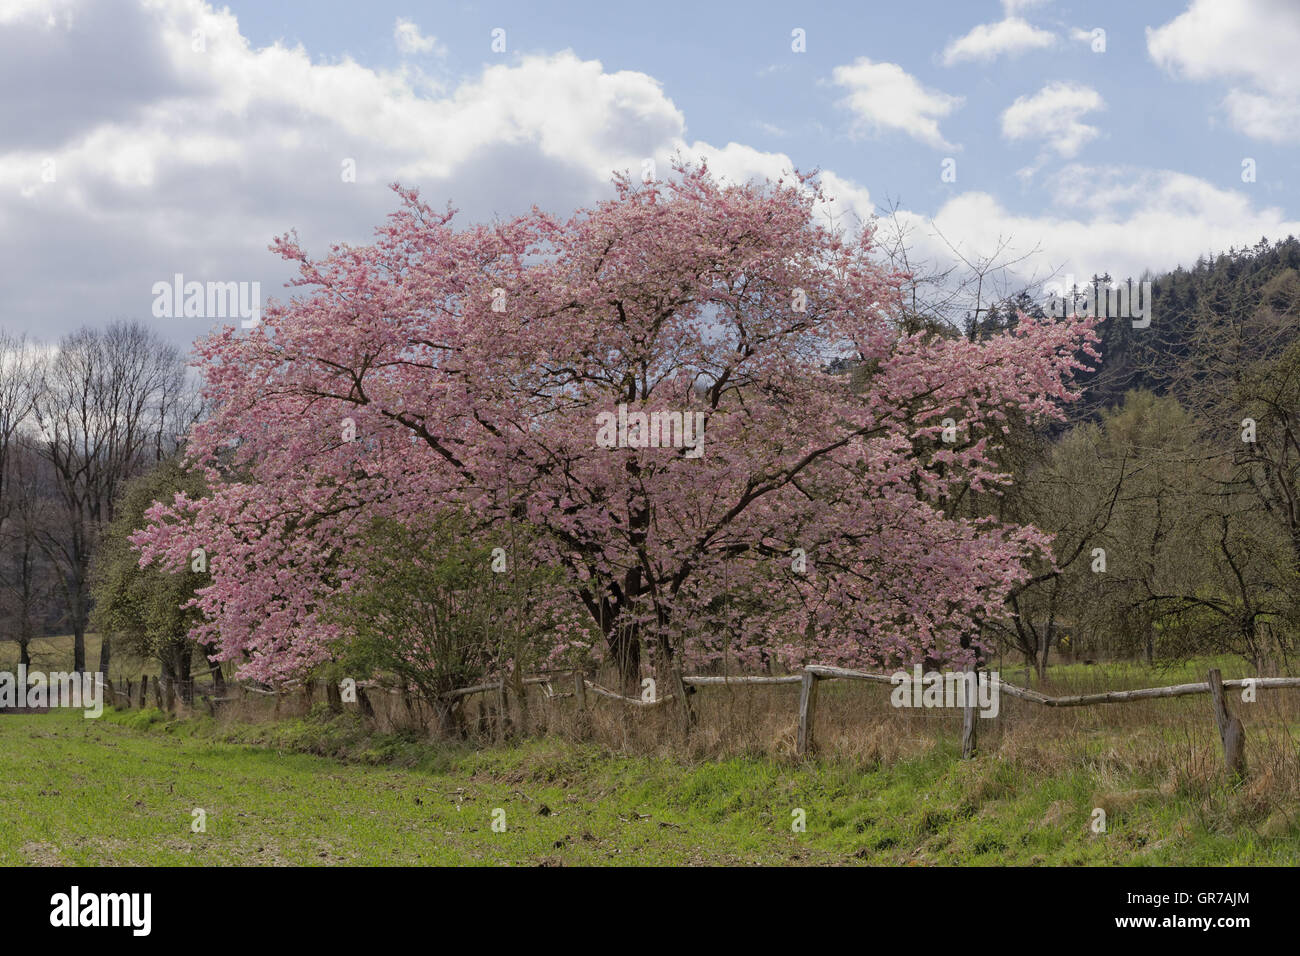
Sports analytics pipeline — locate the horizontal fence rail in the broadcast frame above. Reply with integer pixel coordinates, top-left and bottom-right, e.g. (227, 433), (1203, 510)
(992, 675), (1300, 707)
(90, 662), (1300, 775)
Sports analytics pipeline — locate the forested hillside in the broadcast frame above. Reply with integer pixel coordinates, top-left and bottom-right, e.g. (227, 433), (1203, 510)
(1073, 236), (1300, 419)
(976, 236), (1300, 673)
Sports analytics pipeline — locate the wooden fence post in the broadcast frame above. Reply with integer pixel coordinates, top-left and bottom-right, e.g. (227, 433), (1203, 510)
(138, 675), (148, 708)
(960, 670), (977, 759)
(669, 664), (696, 732)
(1207, 668), (1247, 778)
(495, 680), (509, 742)
(573, 669), (586, 710)
(797, 671), (819, 756)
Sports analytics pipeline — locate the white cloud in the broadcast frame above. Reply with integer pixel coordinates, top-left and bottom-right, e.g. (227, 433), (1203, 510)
(1147, 0), (1300, 142)
(1001, 82), (1104, 158)
(893, 164), (1300, 299)
(0, 0), (875, 342)
(5, 0), (1297, 351)
(1221, 89), (1300, 142)
(0, 0), (76, 26)
(942, 17), (1055, 65)
(685, 140), (872, 228)
(831, 58), (963, 150)
(393, 17), (444, 56)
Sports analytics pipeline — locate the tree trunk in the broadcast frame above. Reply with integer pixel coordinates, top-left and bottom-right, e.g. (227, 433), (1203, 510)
(72, 622), (85, 674)
(608, 625), (641, 696)
(208, 654), (225, 693)
(176, 646), (193, 703)
(158, 645), (190, 711)
(68, 551), (89, 673)
(356, 686), (375, 718)
(1037, 602), (1058, 680)
(495, 682), (510, 742)
(655, 631), (695, 731)
(98, 632), (111, 676)
(511, 667), (529, 735)
(402, 686), (423, 729)
(433, 698), (463, 738)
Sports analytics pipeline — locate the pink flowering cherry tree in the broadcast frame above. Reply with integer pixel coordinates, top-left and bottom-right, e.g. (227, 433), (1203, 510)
(135, 163), (1097, 695)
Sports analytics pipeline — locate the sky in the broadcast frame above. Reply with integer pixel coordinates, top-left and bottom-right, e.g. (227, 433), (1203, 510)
(3, 0), (1300, 345)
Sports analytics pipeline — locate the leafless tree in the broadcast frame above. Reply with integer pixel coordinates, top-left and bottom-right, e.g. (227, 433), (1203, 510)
(0, 330), (38, 540)
(872, 197), (1061, 335)
(31, 321), (198, 674)
(0, 439), (57, 666)
(0, 331), (42, 660)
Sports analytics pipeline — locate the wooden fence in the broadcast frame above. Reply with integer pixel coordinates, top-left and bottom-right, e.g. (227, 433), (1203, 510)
(797, 664), (1300, 774)
(104, 663), (1300, 777)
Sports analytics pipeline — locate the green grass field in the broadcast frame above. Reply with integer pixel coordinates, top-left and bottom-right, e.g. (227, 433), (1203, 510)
(1, 704), (1296, 865)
